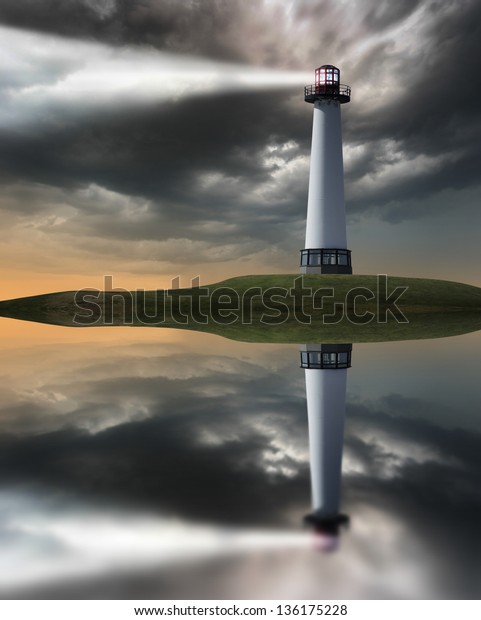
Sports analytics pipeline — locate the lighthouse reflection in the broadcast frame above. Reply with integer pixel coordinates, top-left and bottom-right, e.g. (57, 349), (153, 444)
(300, 343), (351, 552)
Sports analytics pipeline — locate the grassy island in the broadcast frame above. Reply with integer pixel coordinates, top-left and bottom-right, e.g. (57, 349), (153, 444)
(1, 274), (480, 344)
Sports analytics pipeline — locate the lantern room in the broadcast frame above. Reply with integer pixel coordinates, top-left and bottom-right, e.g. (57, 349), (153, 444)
(315, 65), (340, 90)
(304, 64), (351, 103)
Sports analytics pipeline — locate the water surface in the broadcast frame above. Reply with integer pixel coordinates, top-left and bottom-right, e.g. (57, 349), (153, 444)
(0, 318), (480, 599)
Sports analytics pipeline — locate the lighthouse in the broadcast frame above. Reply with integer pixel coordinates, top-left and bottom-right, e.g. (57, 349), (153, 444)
(301, 65), (352, 274)
(300, 343), (351, 551)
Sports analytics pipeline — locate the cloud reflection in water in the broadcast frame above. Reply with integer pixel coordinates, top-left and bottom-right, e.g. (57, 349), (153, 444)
(0, 326), (480, 598)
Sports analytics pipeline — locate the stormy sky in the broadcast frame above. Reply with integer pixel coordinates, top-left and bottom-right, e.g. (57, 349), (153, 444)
(0, 0), (480, 298)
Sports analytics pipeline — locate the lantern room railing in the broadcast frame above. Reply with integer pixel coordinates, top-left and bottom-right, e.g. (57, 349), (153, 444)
(304, 83), (351, 103)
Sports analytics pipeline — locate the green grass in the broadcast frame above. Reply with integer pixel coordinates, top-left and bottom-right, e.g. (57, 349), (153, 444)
(1, 274), (480, 343)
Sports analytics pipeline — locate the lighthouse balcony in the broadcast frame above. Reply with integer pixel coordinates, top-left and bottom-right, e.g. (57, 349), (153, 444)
(304, 83), (351, 104)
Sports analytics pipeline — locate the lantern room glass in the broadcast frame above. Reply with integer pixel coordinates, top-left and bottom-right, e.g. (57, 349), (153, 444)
(315, 66), (340, 86)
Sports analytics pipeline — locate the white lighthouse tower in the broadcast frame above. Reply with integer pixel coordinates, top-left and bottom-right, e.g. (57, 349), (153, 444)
(300, 344), (351, 550)
(301, 65), (352, 274)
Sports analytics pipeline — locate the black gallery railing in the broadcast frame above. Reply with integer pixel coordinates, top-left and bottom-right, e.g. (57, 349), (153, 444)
(304, 83), (351, 100)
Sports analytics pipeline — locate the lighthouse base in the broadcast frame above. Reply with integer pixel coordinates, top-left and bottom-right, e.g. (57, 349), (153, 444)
(300, 265), (352, 275)
(300, 248), (352, 275)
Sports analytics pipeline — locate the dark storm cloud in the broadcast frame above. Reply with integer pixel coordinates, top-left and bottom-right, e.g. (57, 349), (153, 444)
(0, 0), (123, 41)
(1, 0), (481, 260)
(0, 91), (300, 200)
(0, 88), (309, 248)
(0, 0), (292, 66)
(363, 0), (423, 30)
(342, 0), (481, 217)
